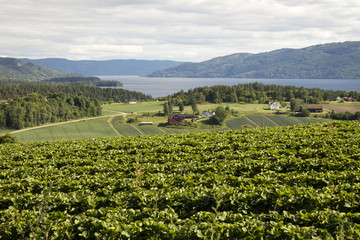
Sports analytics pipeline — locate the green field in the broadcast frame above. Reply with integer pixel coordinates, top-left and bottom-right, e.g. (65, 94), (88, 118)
(103, 101), (164, 113)
(1, 121), (360, 239)
(246, 115), (279, 127)
(102, 102), (270, 115)
(13, 118), (118, 142)
(226, 115), (330, 130)
(11, 115), (330, 142)
(226, 117), (257, 129)
(0, 129), (12, 134)
(138, 125), (165, 135)
(198, 103), (268, 113)
(112, 122), (142, 137)
(7, 102), (331, 142)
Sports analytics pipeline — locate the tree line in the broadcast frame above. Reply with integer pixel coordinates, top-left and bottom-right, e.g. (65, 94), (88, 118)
(0, 93), (102, 129)
(326, 110), (360, 121)
(43, 77), (123, 87)
(167, 82), (359, 105)
(0, 80), (152, 102)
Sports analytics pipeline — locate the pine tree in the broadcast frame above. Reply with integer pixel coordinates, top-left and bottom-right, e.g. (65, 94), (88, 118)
(191, 98), (198, 113)
(168, 100), (173, 115)
(179, 101), (184, 112)
(163, 102), (169, 116)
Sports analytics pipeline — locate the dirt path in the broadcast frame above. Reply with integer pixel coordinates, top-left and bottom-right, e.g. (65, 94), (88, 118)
(107, 115), (121, 136)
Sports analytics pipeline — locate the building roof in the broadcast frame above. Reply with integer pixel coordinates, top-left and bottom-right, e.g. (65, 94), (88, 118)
(301, 105), (323, 109)
(169, 114), (196, 119)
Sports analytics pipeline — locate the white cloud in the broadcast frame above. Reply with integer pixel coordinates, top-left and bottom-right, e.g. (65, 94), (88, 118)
(0, 0), (359, 61)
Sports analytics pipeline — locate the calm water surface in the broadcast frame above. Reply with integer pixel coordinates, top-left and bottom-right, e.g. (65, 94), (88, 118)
(99, 76), (360, 98)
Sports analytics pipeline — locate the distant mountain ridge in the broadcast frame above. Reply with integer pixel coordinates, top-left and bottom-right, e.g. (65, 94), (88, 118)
(148, 41), (360, 79)
(0, 58), (84, 81)
(21, 58), (182, 76)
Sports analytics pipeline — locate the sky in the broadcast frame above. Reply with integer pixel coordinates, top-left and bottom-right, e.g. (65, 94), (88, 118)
(0, 0), (359, 62)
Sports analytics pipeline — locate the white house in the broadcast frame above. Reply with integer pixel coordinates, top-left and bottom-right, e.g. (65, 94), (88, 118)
(268, 102), (280, 110)
(123, 99), (137, 104)
(200, 111), (215, 118)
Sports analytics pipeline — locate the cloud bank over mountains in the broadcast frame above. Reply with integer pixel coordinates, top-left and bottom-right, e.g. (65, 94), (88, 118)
(1, 0), (359, 61)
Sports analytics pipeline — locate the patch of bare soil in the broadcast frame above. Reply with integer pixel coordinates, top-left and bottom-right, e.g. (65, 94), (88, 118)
(322, 104), (360, 113)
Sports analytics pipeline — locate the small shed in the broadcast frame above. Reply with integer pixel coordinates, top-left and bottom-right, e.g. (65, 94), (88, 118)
(139, 122), (153, 125)
(269, 102), (280, 110)
(168, 114), (196, 125)
(0, 100), (8, 104)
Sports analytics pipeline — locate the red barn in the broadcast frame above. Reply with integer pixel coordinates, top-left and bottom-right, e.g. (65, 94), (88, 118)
(168, 114), (196, 125)
(300, 105), (323, 113)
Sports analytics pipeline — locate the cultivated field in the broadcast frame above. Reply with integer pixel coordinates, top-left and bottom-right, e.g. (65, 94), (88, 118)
(13, 118), (118, 142)
(226, 115), (328, 130)
(195, 103), (268, 114)
(9, 102), (330, 142)
(102, 101), (164, 113)
(322, 103), (360, 113)
(102, 102), (269, 115)
(2, 121), (360, 239)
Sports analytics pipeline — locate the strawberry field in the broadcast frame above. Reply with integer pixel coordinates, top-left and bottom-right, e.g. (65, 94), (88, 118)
(1, 121), (360, 239)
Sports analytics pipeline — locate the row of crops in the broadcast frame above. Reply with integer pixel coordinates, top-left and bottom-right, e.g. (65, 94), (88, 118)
(112, 115), (328, 137)
(226, 115), (327, 130)
(1, 121), (360, 239)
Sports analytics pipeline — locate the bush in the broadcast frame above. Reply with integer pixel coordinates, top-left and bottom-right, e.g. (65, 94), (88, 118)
(327, 111), (360, 120)
(126, 118), (139, 124)
(0, 133), (17, 144)
(209, 106), (227, 125)
(297, 108), (311, 117)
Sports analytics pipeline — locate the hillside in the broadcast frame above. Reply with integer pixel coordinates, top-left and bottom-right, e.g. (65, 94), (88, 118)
(1, 121), (360, 239)
(21, 58), (183, 76)
(148, 41), (360, 79)
(0, 57), (85, 81)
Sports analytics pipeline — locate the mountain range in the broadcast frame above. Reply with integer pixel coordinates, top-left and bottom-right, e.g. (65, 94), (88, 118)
(2, 41), (360, 81)
(0, 58), (84, 81)
(147, 41), (360, 79)
(20, 58), (182, 76)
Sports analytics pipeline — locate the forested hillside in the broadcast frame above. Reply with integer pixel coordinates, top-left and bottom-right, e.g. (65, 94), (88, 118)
(168, 82), (359, 105)
(0, 80), (152, 129)
(0, 58), (85, 81)
(1, 121), (360, 239)
(0, 81), (152, 102)
(148, 41), (360, 79)
(21, 58), (182, 76)
(0, 93), (101, 129)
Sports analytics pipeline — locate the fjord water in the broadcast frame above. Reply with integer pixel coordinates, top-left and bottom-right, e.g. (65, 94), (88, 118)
(99, 76), (360, 98)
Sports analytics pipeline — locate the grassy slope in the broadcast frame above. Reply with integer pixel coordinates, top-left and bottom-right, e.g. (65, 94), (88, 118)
(102, 102), (164, 113)
(14, 118), (118, 142)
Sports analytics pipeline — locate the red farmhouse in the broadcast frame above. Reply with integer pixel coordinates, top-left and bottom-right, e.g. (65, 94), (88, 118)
(344, 97), (354, 102)
(168, 114), (196, 125)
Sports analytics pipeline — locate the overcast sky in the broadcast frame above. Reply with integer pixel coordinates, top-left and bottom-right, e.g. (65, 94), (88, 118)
(0, 0), (359, 62)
